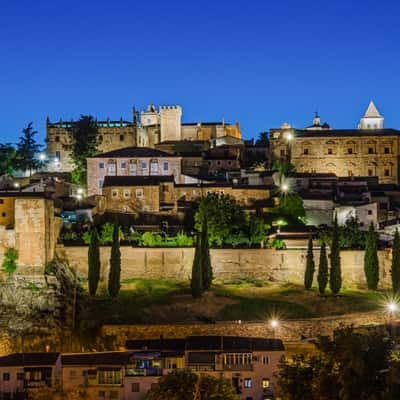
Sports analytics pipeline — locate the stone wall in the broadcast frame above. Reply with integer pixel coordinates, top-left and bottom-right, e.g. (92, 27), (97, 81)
(56, 246), (393, 288)
(100, 311), (387, 346)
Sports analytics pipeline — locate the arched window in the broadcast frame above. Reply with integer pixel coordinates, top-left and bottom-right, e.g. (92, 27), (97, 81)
(107, 159), (116, 175)
(150, 159), (159, 174)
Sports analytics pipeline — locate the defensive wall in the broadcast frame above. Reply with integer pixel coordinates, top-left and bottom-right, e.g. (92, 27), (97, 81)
(55, 245), (393, 288)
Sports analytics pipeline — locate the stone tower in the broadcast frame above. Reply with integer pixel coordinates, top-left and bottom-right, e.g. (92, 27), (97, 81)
(160, 105), (182, 142)
(358, 100), (384, 130)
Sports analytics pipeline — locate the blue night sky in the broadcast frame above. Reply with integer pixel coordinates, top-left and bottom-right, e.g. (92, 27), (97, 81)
(1, 0), (399, 144)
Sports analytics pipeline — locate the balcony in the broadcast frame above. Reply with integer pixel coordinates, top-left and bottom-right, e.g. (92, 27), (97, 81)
(222, 364), (253, 371)
(126, 368), (163, 377)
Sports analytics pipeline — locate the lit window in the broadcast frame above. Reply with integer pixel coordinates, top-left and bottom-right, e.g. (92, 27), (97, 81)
(262, 378), (270, 388)
(244, 378), (252, 388)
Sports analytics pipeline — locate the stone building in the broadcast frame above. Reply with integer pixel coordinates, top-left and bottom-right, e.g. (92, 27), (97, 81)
(98, 175), (272, 216)
(270, 101), (400, 184)
(0, 193), (60, 269)
(46, 105), (242, 172)
(86, 147), (183, 197)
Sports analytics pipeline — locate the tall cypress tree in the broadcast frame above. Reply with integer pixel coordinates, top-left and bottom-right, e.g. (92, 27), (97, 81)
(88, 228), (101, 296)
(191, 233), (203, 298)
(108, 224), (121, 298)
(201, 218), (213, 291)
(329, 214), (342, 295)
(364, 223), (379, 290)
(391, 229), (400, 293)
(318, 241), (328, 295)
(304, 236), (315, 290)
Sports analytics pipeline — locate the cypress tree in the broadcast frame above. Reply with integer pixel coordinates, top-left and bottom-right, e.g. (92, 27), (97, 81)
(304, 236), (315, 290)
(391, 229), (400, 293)
(201, 218), (213, 291)
(329, 214), (342, 295)
(318, 241), (328, 295)
(88, 228), (101, 296)
(364, 223), (379, 290)
(108, 224), (121, 298)
(191, 232), (203, 298)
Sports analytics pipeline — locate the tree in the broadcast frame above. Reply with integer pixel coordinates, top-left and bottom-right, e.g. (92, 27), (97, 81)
(304, 236), (315, 290)
(108, 224), (121, 298)
(391, 229), (400, 293)
(191, 233), (203, 298)
(2, 248), (18, 276)
(15, 123), (43, 176)
(255, 131), (269, 146)
(144, 370), (239, 400)
(364, 223), (379, 290)
(200, 217), (213, 290)
(195, 193), (248, 247)
(88, 228), (101, 296)
(317, 241), (328, 295)
(329, 213), (342, 295)
(0, 144), (16, 176)
(70, 115), (99, 185)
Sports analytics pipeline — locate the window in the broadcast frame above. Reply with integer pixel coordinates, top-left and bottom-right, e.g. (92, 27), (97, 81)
(98, 369), (122, 385)
(163, 161), (169, 171)
(328, 148), (333, 155)
(1, 212), (6, 218)
(3, 372), (10, 381)
(107, 160), (117, 175)
(224, 353), (252, 366)
(385, 147), (390, 154)
(162, 185), (169, 193)
(368, 210), (373, 215)
(17, 372), (24, 380)
(129, 160), (137, 175)
(120, 162), (127, 169)
(368, 169), (373, 176)
(110, 391), (118, 399)
(262, 378), (270, 388)
(368, 147), (374, 154)
(98, 391), (105, 398)
(262, 355), (270, 365)
(120, 134), (124, 141)
(0, 199), (3, 204)
(228, 161), (232, 166)
(303, 148), (309, 155)
(385, 169), (390, 177)
(123, 190), (131, 199)
(244, 378), (252, 388)
(55, 151), (61, 161)
(136, 189), (143, 198)
(69, 370), (77, 378)
(347, 148), (353, 154)
(141, 161), (147, 170)
(112, 190), (118, 198)
(150, 160), (159, 174)
(98, 179), (104, 189)
(132, 383), (140, 392)
(99, 162), (105, 169)
(217, 161), (221, 165)
(280, 149), (285, 157)
(55, 136), (60, 142)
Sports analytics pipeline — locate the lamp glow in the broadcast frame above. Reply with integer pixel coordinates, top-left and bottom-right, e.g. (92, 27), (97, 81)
(270, 319), (279, 329)
(387, 302), (398, 313)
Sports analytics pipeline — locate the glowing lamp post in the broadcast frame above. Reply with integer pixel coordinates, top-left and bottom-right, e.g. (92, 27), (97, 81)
(270, 319), (279, 338)
(386, 301), (398, 337)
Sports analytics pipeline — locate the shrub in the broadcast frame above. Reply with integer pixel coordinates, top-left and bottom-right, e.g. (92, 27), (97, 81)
(2, 248), (18, 275)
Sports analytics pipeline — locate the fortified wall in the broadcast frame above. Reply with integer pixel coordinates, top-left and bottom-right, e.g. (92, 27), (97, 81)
(55, 246), (393, 288)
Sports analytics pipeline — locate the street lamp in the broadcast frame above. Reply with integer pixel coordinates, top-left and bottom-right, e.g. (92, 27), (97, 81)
(281, 183), (289, 193)
(270, 318), (279, 338)
(39, 153), (46, 161)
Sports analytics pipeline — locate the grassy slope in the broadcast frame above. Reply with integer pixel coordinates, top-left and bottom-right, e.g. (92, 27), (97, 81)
(80, 278), (387, 325)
